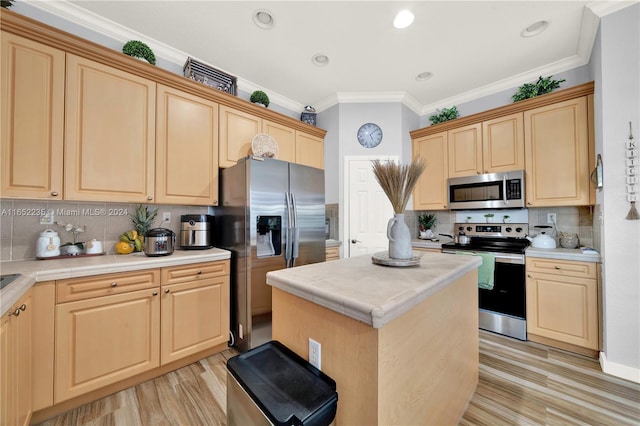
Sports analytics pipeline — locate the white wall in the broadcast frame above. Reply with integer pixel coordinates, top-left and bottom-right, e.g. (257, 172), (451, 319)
(594, 3), (640, 382)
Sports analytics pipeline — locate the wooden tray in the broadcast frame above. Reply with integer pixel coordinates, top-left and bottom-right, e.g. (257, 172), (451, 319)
(37, 252), (106, 260)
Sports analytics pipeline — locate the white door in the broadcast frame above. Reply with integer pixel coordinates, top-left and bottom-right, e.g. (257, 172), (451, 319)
(344, 156), (397, 258)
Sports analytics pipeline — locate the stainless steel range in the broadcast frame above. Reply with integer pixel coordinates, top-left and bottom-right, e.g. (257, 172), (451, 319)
(441, 223), (530, 340)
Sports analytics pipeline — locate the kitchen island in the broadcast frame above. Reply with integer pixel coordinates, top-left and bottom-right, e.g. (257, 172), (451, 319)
(267, 251), (482, 425)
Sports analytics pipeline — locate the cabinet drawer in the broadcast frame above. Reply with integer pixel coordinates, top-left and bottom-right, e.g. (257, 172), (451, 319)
(325, 247), (340, 261)
(526, 257), (596, 279)
(56, 269), (159, 303)
(161, 260), (230, 285)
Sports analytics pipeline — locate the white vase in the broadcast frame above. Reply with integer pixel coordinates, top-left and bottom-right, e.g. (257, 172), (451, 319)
(387, 213), (412, 259)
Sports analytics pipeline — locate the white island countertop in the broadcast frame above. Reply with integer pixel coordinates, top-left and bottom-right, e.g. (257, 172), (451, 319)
(1, 248), (230, 315)
(267, 251), (481, 328)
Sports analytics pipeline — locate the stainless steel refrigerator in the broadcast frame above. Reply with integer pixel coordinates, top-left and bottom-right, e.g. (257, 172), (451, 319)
(212, 156), (326, 352)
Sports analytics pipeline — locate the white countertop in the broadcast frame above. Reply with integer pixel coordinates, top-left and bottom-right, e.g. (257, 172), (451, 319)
(526, 246), (601, 262)
(266, 252), (481, 329)
(0, 248), (230, 315)
(325, 239), (342, 248)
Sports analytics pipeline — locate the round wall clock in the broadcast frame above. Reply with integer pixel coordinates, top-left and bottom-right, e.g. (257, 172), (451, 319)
(357, 122), (383, 148)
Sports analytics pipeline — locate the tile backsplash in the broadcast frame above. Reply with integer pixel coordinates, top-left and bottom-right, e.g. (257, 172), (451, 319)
(1, 198), (596, 261)
(0, 199), (208, 261)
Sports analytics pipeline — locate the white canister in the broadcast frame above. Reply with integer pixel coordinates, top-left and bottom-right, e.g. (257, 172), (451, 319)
(37, 229), (61, 258)
(85, 239), (103, 254)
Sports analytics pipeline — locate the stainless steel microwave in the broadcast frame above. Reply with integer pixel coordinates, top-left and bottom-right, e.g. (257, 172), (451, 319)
(448, 170), (525, 210)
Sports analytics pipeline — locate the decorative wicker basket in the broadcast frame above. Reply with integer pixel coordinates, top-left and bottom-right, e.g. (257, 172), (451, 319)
(183, 57), (237, 95)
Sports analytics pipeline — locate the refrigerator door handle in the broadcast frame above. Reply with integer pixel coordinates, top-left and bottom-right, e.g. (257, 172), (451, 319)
(291, 193), (299, 265)
(285, 192), (293, 267)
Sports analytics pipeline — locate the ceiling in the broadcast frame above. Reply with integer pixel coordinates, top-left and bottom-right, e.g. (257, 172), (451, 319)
(30, 1), (634, 114)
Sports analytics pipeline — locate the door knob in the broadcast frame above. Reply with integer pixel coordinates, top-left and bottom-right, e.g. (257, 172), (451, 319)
(351, 239), (362, 244)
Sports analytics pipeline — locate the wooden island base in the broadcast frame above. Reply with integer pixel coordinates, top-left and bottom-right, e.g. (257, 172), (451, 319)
(272, 270), (479, 426)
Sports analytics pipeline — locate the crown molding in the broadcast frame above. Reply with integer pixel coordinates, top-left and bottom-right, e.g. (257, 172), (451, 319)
(314, 91), (423, 115)
(27, 1), (305, 114)
(26, 0), (619, 119)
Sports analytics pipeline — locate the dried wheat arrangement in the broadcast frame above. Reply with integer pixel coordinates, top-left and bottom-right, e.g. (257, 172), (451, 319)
(371, 159), (425, 214)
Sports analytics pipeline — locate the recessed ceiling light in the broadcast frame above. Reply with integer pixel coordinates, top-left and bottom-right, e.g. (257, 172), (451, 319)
(253, 9), (275, 30)
(521, 20), (549, 37)
(416, 71), (433, 81)
(393, 10), (415, 29)
(312, 53), (329, 67)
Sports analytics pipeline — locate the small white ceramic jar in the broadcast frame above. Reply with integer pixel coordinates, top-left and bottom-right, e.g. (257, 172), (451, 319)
(85, 239), (103, 254)
(37, 229), (61, 258)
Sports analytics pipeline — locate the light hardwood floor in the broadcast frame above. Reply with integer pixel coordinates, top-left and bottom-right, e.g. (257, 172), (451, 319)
(37, 331), (640, 425)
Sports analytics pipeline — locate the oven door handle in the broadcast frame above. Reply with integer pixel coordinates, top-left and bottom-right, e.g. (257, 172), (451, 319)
(442, 249), (524, 265)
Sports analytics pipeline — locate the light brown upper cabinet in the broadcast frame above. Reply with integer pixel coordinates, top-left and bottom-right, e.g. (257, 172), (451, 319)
(524, 97), (590, 207)
(156, 85), (219, 206)
(219, 105), (261, 168)
(412, 131), (449, 210)
(296, 131), (324, 169)
(219, 105), (325, 169)
(1, 32), (65, 200)
(263, 119), (296, 163)
(64, 54), (156, 202)
(447, 123), (483, 178)
(482, 112), (525, 174)
(447, 115), (524, 178)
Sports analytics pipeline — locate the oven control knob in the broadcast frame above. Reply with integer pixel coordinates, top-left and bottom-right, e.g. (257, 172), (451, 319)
(505, 227), (512, 232)
(466, 226), (472, 231)
(458, 226), (464, 231)
(515, 227), (523, 233)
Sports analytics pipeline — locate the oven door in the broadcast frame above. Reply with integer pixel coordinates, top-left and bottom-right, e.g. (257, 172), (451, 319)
(479, 253), (525, 319)
(443, 249), (527, 340)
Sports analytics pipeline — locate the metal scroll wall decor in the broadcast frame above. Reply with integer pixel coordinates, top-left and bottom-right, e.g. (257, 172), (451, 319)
(625, 121), (639, 220)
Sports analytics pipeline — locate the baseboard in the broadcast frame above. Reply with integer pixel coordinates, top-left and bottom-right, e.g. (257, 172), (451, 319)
(599, 351), (640, 384)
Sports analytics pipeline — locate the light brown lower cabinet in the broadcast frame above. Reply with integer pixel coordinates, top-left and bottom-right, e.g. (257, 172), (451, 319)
(1, 289), (33, 426)
(160, 262), (230, 364)
(526, 257), (599, 355)
(54, 287), (161, 402)
(325, 246), (340, 261)
(47, 261), (229, 409)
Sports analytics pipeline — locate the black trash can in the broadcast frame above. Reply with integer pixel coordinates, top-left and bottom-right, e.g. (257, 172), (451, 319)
(227, 340), (338, 426)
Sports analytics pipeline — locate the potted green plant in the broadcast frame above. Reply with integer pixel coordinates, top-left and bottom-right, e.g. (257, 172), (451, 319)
(466, 216), (472, 223)
(503, 214), (511, 223)
(484, 213), (495, 223)
(122, 40), (156, 65)
(1, 0), (14, 8)
(512, 75), (565, 102)
(418, 213), (437, 238)
(57, 222), (86, 255)
(428, 106), (459, 125)
(250, 90), (270, 107)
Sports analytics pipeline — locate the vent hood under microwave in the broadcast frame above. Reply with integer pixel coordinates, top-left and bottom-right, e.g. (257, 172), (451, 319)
(448, 170), (525, 210)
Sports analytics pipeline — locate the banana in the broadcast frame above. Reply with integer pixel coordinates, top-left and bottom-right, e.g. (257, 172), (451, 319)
(131, 230), (138, 240)
(126, 230), (135, 241)
(120, 234), (131, 243)
(134, 238), (142, 252)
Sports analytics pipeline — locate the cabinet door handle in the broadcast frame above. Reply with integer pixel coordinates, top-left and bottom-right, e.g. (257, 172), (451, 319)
(152, 291), (158, 296)
(197, 270), (202, 275)
(9, 308), (20, 316)
(19, 304), (26, 311)
(51, 191), (59, 197)
(111, 282), (117, 287)
(527, 274), (533, 278)
(555, 266), (561, 269)
(164, 289), (170, 294)
(147, 196), (153, 201)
